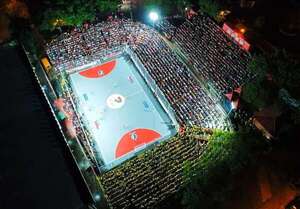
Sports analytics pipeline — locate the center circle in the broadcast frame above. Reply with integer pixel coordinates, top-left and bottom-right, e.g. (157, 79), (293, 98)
(106, 94), (126, 109)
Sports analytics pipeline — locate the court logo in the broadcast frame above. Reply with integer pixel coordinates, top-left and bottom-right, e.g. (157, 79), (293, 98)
(130, 131), (138, 141)
(106, 94), (126, 109)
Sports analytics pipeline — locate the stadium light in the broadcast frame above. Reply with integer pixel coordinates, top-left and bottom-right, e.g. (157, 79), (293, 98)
(231, 101), (236, 110)
(149, 11), (159, 22)
(94, 193), (101, 201)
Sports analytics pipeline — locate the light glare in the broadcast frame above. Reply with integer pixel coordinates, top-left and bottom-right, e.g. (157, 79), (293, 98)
(149, 11), (159, 22)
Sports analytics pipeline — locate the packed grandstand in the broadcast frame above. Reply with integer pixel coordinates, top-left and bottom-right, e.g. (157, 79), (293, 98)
(45, 14), (253, 209)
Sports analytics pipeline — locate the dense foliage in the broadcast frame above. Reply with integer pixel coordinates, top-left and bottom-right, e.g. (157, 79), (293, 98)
(37, 0), (192, 31)
(269, 50), (300, 97)
(40, 0), (95, 31)
(242, 54), (273, 108)
(37, 0), (120, 31)
(198, 0), (221, 20)
(33, 0), (227, 31)
(242, 50), (300, 110)
(182, 128), (266, 209)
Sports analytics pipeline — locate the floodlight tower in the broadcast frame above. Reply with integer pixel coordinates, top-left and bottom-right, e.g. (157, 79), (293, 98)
(149, 11), (159, 28)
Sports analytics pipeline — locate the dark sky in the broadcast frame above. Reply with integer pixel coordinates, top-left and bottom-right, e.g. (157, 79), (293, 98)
(0, 46), (85, 209)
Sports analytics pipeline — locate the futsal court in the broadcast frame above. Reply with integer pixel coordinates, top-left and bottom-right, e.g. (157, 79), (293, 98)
(69, 54), (178, 169)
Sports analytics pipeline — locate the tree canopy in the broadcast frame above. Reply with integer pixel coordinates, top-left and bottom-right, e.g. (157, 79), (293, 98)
(37, 0), (120, 31)
(198, 0), (221, 20)
(269, 49), (300, 98)
(242, 54), (274, 109)
(242, 50), (300, 110)
(247, 54), (268, 82)
(95, 0), (119, 13)
(182, 129), (266, 209)
(38, 0), (95, 31)
(34, 0), (226, 31)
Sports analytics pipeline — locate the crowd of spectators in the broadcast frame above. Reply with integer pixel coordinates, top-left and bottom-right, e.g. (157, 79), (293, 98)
(157, 15), (253, 96)
(131, 30), (227, 129)
(100, 126), (209, 209)
(46, 18), (229, 130)
(46, 19), (145, 72)
(44, 16), (248, 209)
(59, 84), (99, 163)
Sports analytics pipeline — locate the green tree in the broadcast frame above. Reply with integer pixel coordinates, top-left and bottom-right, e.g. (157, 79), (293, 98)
(269, 49), (300, 98)
(244, 81), (275, 109)
(182, 129), (266, 209)
(95, 0), (119, 13)
(248, 54), (268, 82)
(242, 54), (271, 109)
(39, 0), (95, 31)
(198, 0), (221, 20)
